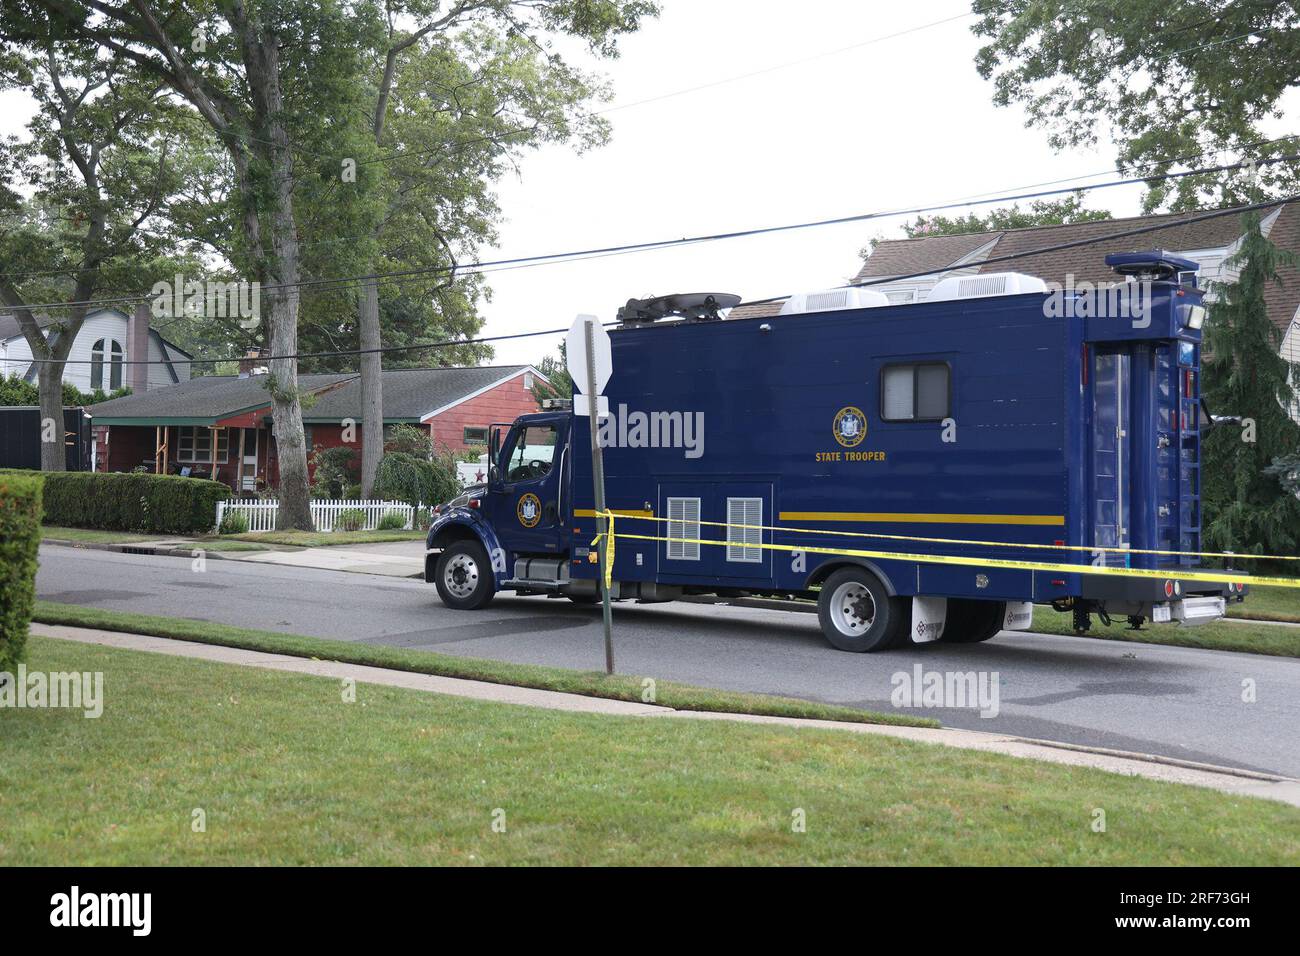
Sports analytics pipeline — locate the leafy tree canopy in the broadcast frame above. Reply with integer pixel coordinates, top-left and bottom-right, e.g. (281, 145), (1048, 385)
(972, 1), (1300, 210)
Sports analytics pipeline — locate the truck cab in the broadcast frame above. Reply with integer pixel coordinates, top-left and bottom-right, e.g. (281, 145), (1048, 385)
(425, 410), (593, 608)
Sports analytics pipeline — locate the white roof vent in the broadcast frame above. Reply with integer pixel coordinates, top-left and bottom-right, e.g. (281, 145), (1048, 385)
(779, 287), (890, 315)
(926, 272), (1047, 302)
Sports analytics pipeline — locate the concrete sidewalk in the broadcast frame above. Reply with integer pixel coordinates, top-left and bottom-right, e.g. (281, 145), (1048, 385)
(32, 621), (1300, 808)
(43, 537), (425, 578)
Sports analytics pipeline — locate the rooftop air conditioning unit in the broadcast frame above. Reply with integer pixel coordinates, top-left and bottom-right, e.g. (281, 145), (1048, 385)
(926, 272), (1047, 302)
(779, 287), (890, 315)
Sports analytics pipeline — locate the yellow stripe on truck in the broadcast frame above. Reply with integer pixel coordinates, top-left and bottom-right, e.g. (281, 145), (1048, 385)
(778, 511), (1066, 527)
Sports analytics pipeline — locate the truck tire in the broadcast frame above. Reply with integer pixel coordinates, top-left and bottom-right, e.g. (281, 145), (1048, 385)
(817, 567), (909, 652)
(940, 599), (1006, 644)
(434, 540), (496, 610)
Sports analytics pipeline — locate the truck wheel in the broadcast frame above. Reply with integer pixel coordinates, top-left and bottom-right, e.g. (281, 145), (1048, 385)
(434, 540), (496, 610)
(940, 599), (1006, 644)
(817, 567), (909, 652)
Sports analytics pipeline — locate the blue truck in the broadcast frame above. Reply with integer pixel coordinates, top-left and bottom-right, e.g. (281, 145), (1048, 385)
(425, 251), (1243, 651)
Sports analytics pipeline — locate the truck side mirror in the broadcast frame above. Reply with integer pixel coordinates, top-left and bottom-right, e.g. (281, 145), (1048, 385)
(488, 425), (503, 489)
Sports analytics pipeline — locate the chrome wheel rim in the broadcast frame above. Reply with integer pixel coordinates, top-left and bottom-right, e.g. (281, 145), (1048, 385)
(829, 581), (876, 636)
(444, 553), (480, 599)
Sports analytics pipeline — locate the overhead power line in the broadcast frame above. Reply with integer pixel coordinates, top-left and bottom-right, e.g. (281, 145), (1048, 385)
(7, 150), (1299, 315)
(24, 194), (1296, 367)
(738, 194), (1299, 308)
(7, 131), (1297, 283)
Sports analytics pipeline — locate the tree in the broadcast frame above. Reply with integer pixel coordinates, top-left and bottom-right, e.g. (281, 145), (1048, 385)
(902, 193), (1112, 238)
(532, 343), (573, 403)
(339, 0), (658, 496)
(972, 1), (1300, 211)
(861, 193), (1112, 258)
(0, 43), (196, 470)
(1200, 212), (1300, 559)
(1, 1), (380, 524)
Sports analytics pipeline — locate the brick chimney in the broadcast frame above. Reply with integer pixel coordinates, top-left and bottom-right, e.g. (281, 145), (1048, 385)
(127, 303), (151, 393)
(238, 348), (270, 378)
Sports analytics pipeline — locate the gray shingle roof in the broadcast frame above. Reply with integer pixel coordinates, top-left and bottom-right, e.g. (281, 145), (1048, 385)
(726, 202), (1300, 336)
(302, 366), (527, 422)
(89, 373), (355, 423)
(88, 365), (531, 424)
(852, 202), (1300, 336)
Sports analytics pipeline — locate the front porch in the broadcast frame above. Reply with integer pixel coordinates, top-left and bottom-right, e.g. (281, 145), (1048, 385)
(94, 420), (278, 493)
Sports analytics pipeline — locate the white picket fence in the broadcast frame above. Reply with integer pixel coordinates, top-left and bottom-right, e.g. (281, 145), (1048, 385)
(215, 498), (417, 533)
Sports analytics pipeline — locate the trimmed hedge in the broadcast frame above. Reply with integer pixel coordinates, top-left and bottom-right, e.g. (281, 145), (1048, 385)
(0, 472), (43, 673)
(0, 470), (231, 534)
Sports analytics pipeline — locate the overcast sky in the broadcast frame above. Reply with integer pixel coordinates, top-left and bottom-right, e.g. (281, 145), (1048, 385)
(480, 0), (1149, 366)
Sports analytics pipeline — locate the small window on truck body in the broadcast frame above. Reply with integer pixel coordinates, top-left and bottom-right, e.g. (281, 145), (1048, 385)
(880, 362), (950, 422)
(666, 497), (701, 561)
(726, 497), (763, 563)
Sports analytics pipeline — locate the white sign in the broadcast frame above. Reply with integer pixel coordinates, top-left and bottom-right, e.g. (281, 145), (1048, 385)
(565, 313), (612, 415)
(572, 394), (610, 418)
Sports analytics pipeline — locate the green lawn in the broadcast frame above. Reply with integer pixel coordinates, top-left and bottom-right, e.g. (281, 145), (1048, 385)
(3, 635), (1295, 866)
(40, 525), (156, 544)
(1229, 587), (1300, 624)
(39, 524), (422, 549)
(1030, 607), (1300, 658)
(30, 601), (931, 728)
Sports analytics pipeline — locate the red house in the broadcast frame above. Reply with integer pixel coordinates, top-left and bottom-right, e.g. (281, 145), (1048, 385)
(89, 364), (545, 492)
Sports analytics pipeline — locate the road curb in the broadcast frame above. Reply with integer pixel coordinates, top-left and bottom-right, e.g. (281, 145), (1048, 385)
(42, 538), (426, 578)
(31, 621), (1300, 808)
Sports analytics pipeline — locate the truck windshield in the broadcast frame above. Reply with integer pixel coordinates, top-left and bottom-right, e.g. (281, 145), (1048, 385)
(504, 424), (557, 482)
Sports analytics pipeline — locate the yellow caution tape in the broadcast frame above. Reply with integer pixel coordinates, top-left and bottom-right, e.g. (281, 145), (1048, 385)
(603, 511), (1300, 564)
(589, 511), (615, 590)
(591, 510), (1300, 590)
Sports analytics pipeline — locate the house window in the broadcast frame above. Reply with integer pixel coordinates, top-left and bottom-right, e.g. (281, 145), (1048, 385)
(881, 363), (950, 422)
(177, 426), (229, 463)
(666, 497), (701, 561)
(90, 339), (124, 390)
(726, 497), (763, 563)
(524, 371), (534, 390)
(463, 426), (489, 446)
(304, 425), (313, 453)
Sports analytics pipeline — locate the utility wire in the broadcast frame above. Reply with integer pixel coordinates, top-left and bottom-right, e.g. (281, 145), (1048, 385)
(7, 151), (1298, 315)
(737, 194), (1299, 308)
(7, 131), (1296, 283)
(25, 193), (1295, 366)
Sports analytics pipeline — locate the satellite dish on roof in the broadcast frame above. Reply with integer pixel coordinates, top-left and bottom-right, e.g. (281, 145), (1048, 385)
(616, 292), (742, 325)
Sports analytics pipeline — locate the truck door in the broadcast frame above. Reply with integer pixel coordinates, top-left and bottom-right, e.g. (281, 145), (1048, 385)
(487, 419), (569, 559)
(1091, 350), (1131, 565)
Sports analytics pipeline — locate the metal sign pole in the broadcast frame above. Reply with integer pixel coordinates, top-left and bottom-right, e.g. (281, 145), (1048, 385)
(584, 317), (615, 675)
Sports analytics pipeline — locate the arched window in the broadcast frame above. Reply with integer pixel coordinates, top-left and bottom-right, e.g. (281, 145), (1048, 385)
(90, 339), (124, 390)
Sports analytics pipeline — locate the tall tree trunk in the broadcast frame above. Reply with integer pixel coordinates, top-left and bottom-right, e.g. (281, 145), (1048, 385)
(245, 21), (313, 531)
(37, 360), (66, 472)
(266, 200), (313, 531)
(360, 275), (383, 497)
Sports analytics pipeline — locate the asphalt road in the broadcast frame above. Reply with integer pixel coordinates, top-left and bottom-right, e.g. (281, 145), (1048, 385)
(35, 543), (1300, 777)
